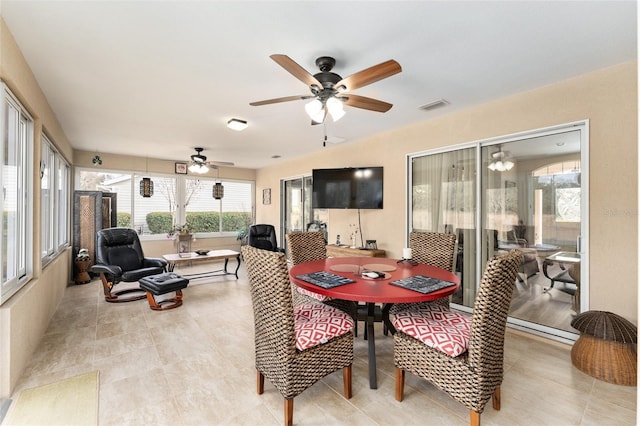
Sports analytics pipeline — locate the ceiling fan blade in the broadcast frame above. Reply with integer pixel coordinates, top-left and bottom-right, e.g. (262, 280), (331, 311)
(334, 59), (402, 92)
(342, 94), (393, 112)
(250, 95), (309, 106)
(270, 54), (324, 89)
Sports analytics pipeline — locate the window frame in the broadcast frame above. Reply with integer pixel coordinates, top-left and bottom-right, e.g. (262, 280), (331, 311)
(1, 83), (34, 305)
(41, 132), (70, 265)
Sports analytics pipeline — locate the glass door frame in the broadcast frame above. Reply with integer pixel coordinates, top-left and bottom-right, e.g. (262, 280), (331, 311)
(407, 120), (589, 343)
(280, 174), (313, 251)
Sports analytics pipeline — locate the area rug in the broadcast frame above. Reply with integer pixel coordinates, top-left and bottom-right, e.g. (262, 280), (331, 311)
(3, 371), (98, 426)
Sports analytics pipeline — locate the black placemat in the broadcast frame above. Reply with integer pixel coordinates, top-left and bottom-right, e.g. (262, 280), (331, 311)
(295, 271), (356, 289)
(390, 275), (456, 294)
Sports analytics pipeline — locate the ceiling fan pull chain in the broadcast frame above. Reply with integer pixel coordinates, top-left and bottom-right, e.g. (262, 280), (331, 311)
(323, 123), (327, 147)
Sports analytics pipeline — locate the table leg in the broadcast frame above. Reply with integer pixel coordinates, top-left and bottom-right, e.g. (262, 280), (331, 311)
(366, 302), (377, 389)
(168, 263), (176, 272)
(233, 254), (241, 278)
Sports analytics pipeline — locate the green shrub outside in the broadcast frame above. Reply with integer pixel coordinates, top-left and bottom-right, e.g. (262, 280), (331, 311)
(145, 211), (252, 234)
(146, 212), (173, 234)
(117, 212), (131, 228)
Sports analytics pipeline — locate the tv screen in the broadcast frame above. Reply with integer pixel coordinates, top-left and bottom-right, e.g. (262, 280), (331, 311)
(312, 167), (383, 209)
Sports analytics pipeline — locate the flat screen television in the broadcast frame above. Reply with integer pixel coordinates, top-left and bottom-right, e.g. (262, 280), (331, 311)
(312, 167), (383, 209)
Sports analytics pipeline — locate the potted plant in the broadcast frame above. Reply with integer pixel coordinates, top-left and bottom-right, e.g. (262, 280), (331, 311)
(167, 223), (193, 238)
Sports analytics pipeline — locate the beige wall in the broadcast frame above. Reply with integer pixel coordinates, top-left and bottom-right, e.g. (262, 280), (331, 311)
(256, 62), (638, 325)
(0, 19), (76, 398)
(73, 150), (257, 182)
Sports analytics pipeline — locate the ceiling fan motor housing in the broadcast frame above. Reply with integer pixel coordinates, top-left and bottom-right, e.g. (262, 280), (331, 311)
(312, 56), (343, 92)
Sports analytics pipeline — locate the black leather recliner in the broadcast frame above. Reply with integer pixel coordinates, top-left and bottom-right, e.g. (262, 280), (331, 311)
(248, 224), (285, 252)
(91, 227), (167, 303)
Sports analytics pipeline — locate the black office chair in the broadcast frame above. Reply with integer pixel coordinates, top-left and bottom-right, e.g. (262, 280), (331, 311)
(91, 227), (167, 303)
(248, 224), (284, 252)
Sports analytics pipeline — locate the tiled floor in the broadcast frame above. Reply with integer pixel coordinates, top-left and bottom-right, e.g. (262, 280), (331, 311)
(5, 261), (637, 425)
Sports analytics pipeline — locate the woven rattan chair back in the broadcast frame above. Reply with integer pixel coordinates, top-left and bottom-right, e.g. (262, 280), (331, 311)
(409, 231), (457, 272)
(286, 231), (327, 265)
(468, 249), (523, 372)
(241, 246), (296, 381)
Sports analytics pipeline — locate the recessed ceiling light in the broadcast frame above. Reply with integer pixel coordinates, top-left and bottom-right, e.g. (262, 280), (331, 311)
(227, 118), (248, 131)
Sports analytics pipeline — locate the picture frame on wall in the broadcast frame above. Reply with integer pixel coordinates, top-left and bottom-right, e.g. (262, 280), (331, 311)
(262, 188), (271, 205)
(175, 162), (187, 174)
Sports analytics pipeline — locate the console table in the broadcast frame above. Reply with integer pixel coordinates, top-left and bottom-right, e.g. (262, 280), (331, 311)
(326, 244), (385, 258)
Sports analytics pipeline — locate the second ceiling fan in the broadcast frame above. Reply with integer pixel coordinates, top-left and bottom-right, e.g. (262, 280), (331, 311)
(188, 147), (234, 174)
(250, 54), (402, 124)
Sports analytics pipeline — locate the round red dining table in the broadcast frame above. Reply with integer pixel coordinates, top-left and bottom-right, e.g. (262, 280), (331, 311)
(289, 256), (460, 389)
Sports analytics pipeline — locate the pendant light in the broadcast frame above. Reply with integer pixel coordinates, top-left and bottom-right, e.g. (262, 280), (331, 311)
(140, 158), (154, 197)
(212, 167), (224, 200)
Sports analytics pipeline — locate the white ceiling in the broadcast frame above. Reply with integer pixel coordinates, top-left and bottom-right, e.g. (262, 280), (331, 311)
(0, 1), (636, 169)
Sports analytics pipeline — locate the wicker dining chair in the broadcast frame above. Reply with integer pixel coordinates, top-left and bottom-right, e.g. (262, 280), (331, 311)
(393, 249), (523, 426)
(241, 245), (354, 426)
(385, 231), (458, 331)
(286, 232), (357, 318)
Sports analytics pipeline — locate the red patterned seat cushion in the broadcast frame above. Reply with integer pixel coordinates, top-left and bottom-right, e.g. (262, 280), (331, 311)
(392, 304), (471, 357)
(296, 287), (331, 302)
(294, 304), (354, 351)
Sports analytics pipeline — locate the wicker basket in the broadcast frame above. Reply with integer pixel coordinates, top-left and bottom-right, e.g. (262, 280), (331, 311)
(571, 334), (637, 386)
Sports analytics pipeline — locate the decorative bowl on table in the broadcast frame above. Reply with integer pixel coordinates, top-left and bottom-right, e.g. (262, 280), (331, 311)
(195, 249), (210, 256)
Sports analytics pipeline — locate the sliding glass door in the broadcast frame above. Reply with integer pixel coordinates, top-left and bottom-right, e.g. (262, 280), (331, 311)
(409, 122), (588, 340)
(280, 176), (312, 248)
(410, 146), (478, 306)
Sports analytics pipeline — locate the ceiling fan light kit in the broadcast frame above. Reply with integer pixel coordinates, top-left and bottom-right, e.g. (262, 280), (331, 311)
(227, 118), (248, 131)
(251, 54), (401, 125)
(188, 163), (209, 174)
(488, 148), (514, 172)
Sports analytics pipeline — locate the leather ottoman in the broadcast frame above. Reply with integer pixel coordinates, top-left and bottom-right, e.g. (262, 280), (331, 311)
(139, 272), (189, 311)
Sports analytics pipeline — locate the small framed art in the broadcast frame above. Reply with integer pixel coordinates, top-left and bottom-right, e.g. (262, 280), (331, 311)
(175, 162), (187, 174)
(262, 188), (271, 205)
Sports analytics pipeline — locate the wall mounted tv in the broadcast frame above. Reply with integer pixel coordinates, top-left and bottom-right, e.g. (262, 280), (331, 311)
(312, 167), (383, 209)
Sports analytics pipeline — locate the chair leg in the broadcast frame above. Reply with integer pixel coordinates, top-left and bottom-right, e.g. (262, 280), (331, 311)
(470, 410), (481, 426)
(99, 274), (145, 303)
(395, 368), (405, 401)
(343, 365), (352, 399)
(257, 370), (264, 395)
(492, 386), (501, 410)
(284, 398), (293, 426)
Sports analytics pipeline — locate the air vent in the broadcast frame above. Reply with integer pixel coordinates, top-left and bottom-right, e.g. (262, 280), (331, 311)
(418, 99), (449, 111)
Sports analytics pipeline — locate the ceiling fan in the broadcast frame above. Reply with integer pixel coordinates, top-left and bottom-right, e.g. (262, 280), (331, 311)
(188, 147), (234, 174)
(250, 54), (402, 124)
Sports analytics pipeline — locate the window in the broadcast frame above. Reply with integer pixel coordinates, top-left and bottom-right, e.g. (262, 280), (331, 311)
(1, 84), (33, 304)
(41, 133), (70, 263)
(76, 170), (253, 238)
(183, 178), (253, 235)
